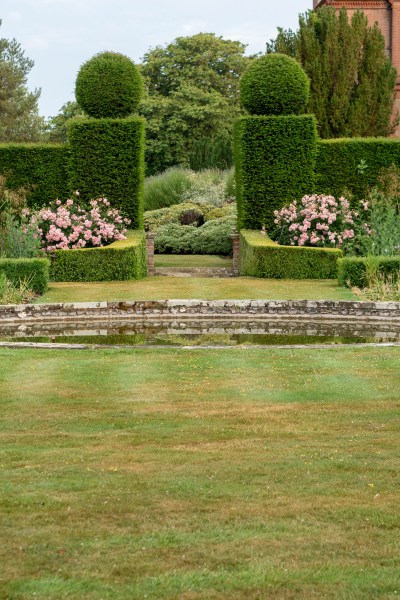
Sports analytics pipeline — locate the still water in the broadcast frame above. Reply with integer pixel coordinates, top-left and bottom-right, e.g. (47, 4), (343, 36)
(1, 318), (400, 346)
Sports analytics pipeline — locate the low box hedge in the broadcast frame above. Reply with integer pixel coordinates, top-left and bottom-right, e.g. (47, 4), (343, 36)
(338, 255), (400, 288)
(0, 258), (50, 294)
(50, 230), (147, 282)
(239, 230), (342, 279)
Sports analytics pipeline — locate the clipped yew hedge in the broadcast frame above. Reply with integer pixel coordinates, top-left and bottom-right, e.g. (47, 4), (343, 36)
(234, 115), (318, 230)
(0, 258), (50, 294)
(240, 53), (309, 116)
(239, 230), (342, 279)
(75, 51), (143, 119)
(67, 116), (145, 227)
(0, 144), (70, 208)
(316, 138), (400, 201)
(50, 231), (147, 282)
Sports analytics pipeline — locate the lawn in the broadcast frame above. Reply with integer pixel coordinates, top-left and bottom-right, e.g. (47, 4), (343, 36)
(154, 254), (232, 268)
(38, 276), (356, 304)
(1, 345), (399, 599)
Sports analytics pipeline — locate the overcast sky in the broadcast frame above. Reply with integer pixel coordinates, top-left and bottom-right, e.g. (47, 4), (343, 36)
(1, 0), (311, 119)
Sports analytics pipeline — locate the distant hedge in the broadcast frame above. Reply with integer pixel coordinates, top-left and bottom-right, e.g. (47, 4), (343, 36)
(0, 257), (50, 294)
(316, 138), (400, 201)
(338, 255), (400, 288)
(239, 230), (341, 279)
(234, 115), (317, 230)
(50, 230), (146, 282)
(67, 117), (145, 227)
(0, 144), (70, 208)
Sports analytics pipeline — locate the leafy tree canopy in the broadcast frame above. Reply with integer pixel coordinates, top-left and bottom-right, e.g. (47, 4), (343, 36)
(266, 7), (398, 138)
(0, 20), (45, 142)
(139, 33), (252, 174)
(45, 101), (84, 143)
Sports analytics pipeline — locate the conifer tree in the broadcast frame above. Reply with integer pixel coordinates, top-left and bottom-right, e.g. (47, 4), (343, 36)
(0, 21), (45, 142)
(266, 7), (398, 138)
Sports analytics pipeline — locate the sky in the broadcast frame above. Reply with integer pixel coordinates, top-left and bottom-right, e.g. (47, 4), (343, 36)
(1, 0), (311, 119)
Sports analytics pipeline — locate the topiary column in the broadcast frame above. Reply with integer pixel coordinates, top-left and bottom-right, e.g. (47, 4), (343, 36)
(67, 51), (145, 228)
(234, 53), (318, 231)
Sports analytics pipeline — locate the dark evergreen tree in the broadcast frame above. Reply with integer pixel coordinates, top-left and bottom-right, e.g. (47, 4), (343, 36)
(0, 21), (45, 142)
(266, 7), (398, 138)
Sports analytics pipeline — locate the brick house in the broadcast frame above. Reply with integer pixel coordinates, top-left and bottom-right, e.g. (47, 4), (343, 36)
(313, 0), (400, 135)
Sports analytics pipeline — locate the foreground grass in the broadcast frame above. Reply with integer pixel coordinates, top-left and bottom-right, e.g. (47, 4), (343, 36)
(39, 277), (356, 304)
(0, 346), (399, 599)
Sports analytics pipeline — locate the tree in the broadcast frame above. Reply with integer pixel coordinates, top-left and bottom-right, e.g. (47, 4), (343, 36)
(266, 7), (398, 138)
(139, 33), (251, 174)
(0, 21), (45, 142)
(45, 101), (84, 144)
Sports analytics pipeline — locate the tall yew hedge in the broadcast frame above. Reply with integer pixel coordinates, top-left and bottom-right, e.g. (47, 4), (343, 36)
(234, 54), (317, 231)
(67, 116), (145, 227)
(234, 115), (317, 230)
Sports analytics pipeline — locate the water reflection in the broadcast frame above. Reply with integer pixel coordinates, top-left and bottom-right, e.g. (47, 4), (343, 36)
(1, 318), (400, 346)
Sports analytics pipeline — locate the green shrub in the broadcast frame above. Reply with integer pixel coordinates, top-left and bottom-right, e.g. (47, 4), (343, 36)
(144, 202), (206, 231)
(316, 138), (400, 201)
(0, 271), (6, 295)
(338, 255), (400, 288)
(234, 115), (317, 230)
(144, 167), (192, 211)
(240, 54), (310, 116)
(75, 51), (143, 118)
(225, 168), (236, 199)
(188, 136), (233, 171)
(0, 275), (36, 305)
(183, 169), (232, 207)
(190, 217), (235, 255)
(50, 230), (146, 282)
(0, 258), (49, 293)
(67, 116), (145, 227)
(239, 230), (341, 279)
(205, 204), (236, 221)
(0, 213), (41, 258)
(154, 224), (199, 254)
(0, 144), (70, 208)
(154, 215), (234, 255)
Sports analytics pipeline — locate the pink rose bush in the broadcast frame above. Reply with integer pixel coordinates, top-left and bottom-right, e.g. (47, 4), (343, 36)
(29, 194), (130, 252)
(272, 194), (367, 252)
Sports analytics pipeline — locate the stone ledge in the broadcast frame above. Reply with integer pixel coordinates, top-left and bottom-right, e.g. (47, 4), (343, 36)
(1, 299), (400, 324)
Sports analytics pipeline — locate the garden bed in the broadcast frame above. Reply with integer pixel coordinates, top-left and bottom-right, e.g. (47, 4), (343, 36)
(239, 230), (342, 279)
(49, 230), (147, 282)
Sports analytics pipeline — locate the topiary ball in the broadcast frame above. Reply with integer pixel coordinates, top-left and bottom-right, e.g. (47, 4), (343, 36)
(75, 51), (143, 118)
(240, 53), (310, 116)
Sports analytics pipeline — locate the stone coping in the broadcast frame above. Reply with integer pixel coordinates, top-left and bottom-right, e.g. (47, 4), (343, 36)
(1, 299), (400, 323)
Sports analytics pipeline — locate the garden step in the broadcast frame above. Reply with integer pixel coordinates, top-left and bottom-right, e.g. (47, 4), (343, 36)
(155, 266), (234, 278)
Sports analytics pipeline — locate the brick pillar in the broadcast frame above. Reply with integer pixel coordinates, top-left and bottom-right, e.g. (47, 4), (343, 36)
(230, 231), (240, 277)
(145, 232), (156, 276)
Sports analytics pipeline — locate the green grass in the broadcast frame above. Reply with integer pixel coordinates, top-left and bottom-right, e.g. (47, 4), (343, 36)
(0, 345), (399, 599)
(154, 254), (232, 268)
(38, 277), (356, 304)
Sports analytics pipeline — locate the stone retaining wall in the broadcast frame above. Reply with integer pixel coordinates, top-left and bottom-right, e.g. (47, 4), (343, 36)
(1, 299), (400, 323)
